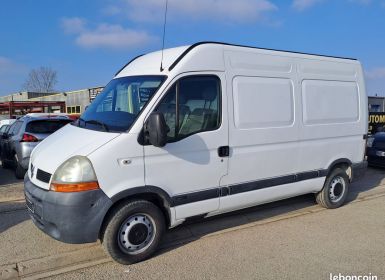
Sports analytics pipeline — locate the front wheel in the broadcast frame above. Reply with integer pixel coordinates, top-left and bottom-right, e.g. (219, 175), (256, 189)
(316, 168), (350, 209)
(101, 200), (165, 265)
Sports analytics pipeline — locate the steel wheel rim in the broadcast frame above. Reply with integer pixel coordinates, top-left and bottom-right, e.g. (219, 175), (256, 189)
(118, 213), (156, 255)
(329, 176), (346, 203)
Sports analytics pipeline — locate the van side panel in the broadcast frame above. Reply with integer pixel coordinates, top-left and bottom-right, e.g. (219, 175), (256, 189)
(297, 60), (366, 173)
(218, 47), (365, 214)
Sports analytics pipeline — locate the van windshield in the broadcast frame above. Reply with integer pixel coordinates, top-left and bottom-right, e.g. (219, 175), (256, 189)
(76, 76), (166, 132)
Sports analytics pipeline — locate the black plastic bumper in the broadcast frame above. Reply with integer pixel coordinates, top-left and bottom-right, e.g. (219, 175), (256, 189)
(24, 177), (113, 244)
(351, 161), (368, 182)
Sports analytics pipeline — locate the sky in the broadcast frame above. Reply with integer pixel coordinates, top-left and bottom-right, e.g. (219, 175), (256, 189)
(0, 0), (385, 96)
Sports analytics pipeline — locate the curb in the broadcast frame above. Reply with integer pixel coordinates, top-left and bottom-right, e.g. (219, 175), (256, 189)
(1, 188), (385, 279)
(0, 200), (26, 214)
(18, 246), (107, 278)
(0, 246), (106, 280)
(0, 184), (24, 204)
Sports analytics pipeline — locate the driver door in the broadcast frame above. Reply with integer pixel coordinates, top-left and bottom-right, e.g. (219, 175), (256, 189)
(143, 74), (228, 220)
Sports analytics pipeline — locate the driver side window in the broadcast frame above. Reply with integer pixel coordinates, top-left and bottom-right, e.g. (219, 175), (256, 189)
(155, 75), (221, 142)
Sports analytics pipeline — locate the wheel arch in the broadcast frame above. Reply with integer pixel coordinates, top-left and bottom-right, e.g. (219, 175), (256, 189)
(325, 158), (353, 181)
(100, 186), (174, 238)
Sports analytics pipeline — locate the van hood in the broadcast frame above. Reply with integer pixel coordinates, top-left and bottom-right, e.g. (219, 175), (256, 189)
(30, 124), (120, 189)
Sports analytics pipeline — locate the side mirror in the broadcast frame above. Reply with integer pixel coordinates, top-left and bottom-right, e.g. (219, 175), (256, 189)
(2, 134), (8, 140)
(144, 112), (168, 147)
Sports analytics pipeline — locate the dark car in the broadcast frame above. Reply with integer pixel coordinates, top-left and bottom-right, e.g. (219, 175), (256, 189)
(0, 114), (73, 178)
(0, 124), (10, 155)
(367, 132), (385, 168)
(0, 124), (9, 137)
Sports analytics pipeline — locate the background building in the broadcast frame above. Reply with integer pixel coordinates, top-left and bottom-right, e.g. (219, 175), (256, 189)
(368, 96), (385, 112)
(0, 86), (103, 115)
(0, 92), (59, 102)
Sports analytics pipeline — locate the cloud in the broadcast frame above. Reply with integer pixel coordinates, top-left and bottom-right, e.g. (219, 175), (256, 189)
(75, 24), (157, 49)
(61, 18), (157, 50)
(292, 0), (324, 11)
(106, 0), (278, 24)
(365, 67), (385, 79)
(292, 0), (374, 12)
(61, 17), (87, 34)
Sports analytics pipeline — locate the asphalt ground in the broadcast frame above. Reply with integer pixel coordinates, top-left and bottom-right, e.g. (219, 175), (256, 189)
(0, 162), (22, 186)
(0, 167), (384, 279)
(50, 194), (385, 280)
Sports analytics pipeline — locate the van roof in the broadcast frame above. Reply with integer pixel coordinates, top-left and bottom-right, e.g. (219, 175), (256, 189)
(115, 41), (358, 77)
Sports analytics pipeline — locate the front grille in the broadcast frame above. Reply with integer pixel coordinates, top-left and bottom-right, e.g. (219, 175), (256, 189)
(36, 169), (52, 183)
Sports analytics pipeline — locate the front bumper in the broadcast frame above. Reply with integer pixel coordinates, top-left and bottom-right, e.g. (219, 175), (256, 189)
(24, 176), (113, 244)
(367, 156), (385, 168)
(366, 148), (385, 168)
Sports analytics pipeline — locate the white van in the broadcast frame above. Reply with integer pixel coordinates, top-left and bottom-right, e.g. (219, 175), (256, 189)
(24, 42), (368, 264)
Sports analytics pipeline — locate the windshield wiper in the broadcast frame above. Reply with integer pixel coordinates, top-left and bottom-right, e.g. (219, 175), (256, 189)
(79, 118), (109, 132)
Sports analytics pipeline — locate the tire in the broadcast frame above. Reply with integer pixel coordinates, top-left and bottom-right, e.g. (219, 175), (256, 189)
(1, 159), (12, 169)
(101, 200), (165, 265)
(14, 154), (26, 179)
(316, 167), (349, 209)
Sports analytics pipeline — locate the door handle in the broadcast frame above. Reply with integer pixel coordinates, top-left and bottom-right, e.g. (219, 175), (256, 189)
(217, 146), (230, 157)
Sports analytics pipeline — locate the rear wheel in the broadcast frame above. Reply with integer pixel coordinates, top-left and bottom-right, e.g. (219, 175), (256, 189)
(14, 154), (27, 179)
(1, 159), (12, 169)
(101, 200), (165, 264)
(316, 168), (349, 209)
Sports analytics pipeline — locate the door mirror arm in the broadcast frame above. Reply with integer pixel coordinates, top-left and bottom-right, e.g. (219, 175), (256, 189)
(144, 112), (168, 148)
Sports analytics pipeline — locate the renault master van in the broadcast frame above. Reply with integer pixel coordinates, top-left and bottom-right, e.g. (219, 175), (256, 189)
(24, 42), (368, 264)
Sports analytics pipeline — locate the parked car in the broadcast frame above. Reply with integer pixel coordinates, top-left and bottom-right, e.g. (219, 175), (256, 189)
(367, 132), (385, 168)
(0, 124), (10, 156)
(0, 124), (9, 136)
(1, 115), (73, 178)
(0, 119), (16, 129)
(25, 42), (367, 264)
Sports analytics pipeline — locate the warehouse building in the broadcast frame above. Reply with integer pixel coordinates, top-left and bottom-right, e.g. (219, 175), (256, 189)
(368, 96), (385, 112)
(0, 86), (104, 115)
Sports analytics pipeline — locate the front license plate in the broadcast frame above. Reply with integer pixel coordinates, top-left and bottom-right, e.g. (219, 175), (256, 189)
(25, 197), (34, 213)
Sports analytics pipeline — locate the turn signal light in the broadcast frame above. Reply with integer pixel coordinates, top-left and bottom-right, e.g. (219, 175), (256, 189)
(20, 133), (38, 142)
(50, 181), (99, 192)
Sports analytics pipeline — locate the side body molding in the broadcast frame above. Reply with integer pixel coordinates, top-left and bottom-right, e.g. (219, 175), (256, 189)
(110, 185), (174, 206)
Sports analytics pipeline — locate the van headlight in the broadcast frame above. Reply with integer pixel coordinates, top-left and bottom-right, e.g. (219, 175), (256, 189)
(50, 156), (99, 192)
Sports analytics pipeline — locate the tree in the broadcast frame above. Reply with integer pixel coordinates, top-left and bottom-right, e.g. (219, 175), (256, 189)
(23, 66), (58, 92)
